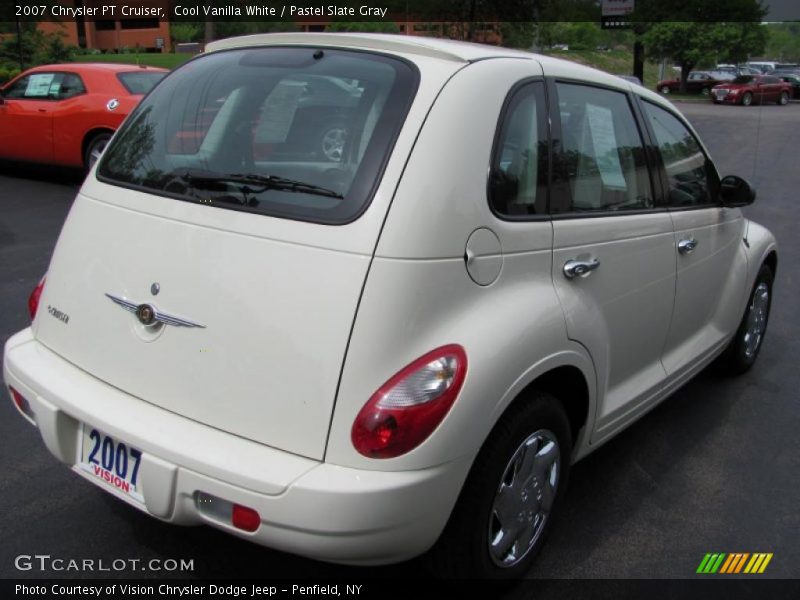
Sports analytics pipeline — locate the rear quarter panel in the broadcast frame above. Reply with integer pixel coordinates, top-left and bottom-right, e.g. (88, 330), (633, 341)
(326, 58), (597, 471)
(52, 70), (135, 166)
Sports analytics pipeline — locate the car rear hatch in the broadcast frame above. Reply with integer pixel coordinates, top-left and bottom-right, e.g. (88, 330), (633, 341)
(31, 44), (440, 460)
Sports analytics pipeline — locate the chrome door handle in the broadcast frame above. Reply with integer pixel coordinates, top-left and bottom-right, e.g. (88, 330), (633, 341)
(678, 238), (698, 254)
(563, 258), (600, 279)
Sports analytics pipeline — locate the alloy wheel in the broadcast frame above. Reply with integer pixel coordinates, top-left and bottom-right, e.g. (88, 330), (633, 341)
(743, 282), (769, 359)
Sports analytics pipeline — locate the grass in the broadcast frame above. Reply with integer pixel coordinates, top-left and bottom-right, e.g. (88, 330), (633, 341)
(543, 48), (661, 89)
(74, 53), (192, 69)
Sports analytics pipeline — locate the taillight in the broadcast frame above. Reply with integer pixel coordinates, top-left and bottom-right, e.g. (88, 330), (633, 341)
(28, 275), (46, 320)
(351, 345), (467, 459)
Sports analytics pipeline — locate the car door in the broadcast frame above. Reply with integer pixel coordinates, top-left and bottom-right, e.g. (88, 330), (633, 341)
(685, 73), (701, 93)
(765, 76), (783, 101)
(0, 72), (60, 163)
(640, 100), (747, 377)
(49, 72), (89, 165)
(547, 81), (676, 441)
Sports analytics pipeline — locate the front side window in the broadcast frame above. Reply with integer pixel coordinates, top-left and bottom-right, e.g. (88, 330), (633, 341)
(489, 81), (548, 217)
(551, 83), (653, 213)
(2, 72), (78, 100)
(642, 102), (717, 207)
(98, 47), (418, 224)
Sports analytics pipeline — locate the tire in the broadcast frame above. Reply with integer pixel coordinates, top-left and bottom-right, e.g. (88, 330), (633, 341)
(84, 132), (112, 171)
(778, 91), (789, 106)
(660, 86), (671, 95)
(428, 391), (572, 579)
(319, 124), (348, 162)
(742, 92), (753, 106)
(717, 264), (773, 375)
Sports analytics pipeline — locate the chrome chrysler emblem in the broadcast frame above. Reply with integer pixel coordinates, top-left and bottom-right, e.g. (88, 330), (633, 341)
(136, 304), (156, 325)
(105, 293), (205, 328)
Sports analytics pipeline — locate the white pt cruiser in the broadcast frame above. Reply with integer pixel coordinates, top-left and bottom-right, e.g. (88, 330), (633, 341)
(3, 34), (777, 578)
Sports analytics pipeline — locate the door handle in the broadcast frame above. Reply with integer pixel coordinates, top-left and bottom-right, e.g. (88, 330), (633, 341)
(678, 238), (698, 254)
(563, 258), (600, 279)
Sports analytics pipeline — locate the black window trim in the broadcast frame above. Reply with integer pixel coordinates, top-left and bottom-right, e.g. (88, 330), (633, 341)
(2, 70), (87, 102)
(546, 77), (664, 220)
(638, 97), (722, 211)
(486, 76), (551, 222)
(95, 45), (421, 227)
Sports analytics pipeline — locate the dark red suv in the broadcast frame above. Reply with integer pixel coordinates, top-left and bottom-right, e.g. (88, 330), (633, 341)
(711, 75), (793, 106)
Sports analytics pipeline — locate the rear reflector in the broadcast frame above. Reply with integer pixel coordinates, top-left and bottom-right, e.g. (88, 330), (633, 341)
(232, 504), (261, 532)
(195, 492), (260, 533)
(9, 387), (34, 421)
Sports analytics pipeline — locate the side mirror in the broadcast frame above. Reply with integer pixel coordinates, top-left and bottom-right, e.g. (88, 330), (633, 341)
(720, 175), (756, 207)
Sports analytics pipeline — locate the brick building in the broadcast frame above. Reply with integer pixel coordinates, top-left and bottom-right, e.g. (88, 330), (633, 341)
(30, 1), (172, 53)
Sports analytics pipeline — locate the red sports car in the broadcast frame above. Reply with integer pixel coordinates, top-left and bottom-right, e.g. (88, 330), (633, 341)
(711, 75), (793, 106)
(0, 63), (166, 170)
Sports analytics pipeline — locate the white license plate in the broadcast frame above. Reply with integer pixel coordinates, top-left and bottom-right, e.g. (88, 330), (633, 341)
(78, 425), (144, 504)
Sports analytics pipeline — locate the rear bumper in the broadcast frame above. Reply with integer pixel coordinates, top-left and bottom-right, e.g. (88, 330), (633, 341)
(3, 329), (471, 565)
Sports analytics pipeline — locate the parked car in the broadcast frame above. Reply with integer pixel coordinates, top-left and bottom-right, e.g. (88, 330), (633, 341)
(771, 72), (800, 99)
(657, 71), (726, 95)
(747, 61), (779, 73)
(711, 74), (793, 106)
(4, 33), (777, 578)
(0, 63), (166, 170)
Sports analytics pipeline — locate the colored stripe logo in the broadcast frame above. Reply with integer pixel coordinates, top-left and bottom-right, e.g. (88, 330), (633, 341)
(697, 553), (773, 574)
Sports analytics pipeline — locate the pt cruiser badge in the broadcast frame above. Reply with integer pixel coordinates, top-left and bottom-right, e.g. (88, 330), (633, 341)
(105, 293), (205, 328)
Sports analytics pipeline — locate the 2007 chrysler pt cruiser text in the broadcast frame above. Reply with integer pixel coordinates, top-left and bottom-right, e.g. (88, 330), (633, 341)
(3, 33), (777, 577)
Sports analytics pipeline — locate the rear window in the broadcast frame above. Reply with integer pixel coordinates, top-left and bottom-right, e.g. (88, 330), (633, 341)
(116, 71), (165, 95)
(98, 47), (418, 224)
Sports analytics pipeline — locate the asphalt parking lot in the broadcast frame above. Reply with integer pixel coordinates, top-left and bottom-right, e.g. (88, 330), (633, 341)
(1, 101), (799, 584)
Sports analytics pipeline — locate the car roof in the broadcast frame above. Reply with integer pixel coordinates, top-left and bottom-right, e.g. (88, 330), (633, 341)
(206, 32), (536, 63)
(205, 33), (677, 115)
(26, 63), (167, 74)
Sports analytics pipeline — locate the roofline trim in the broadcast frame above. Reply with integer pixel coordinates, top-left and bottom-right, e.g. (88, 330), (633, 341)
(205, 33), (475, 63)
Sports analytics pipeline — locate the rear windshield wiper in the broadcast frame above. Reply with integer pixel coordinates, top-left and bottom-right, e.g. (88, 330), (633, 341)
(178, 169), (344, 200)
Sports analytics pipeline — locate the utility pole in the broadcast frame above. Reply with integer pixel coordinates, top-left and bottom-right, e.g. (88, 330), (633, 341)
(15, 14), (24, 71)
(633, 39), (644, 83)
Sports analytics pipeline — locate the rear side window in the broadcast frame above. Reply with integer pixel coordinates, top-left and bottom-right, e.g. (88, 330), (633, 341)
(551, 83), (653, 214)
(642, 102), (717, 207)
(489, 81), (548, 217)
(98, 48), (418, 224)
(116, 71), (165, 95)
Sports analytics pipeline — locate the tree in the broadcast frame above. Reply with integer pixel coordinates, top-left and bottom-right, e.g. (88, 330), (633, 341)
(764, 22), (800, 62)
(170, 23), (202, 45)
(644, 22), (766, 91)
(325, 22), (401, 33)
(632, 0), (767, 92)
